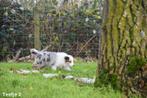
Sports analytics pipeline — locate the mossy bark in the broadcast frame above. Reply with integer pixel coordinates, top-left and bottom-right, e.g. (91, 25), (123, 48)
(95, 0), (147, 96)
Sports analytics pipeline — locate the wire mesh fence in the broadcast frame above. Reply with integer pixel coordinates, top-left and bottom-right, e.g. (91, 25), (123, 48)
(0, 0), (103, 61)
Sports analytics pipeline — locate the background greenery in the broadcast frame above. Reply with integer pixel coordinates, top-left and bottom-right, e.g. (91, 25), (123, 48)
(0, 0), (102, 60)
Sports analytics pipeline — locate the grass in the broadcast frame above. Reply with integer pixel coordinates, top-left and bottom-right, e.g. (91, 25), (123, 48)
(0, 60), (124, 98)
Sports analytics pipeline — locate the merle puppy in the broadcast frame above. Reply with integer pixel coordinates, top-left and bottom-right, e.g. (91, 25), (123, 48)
(30, 49), (74, 71)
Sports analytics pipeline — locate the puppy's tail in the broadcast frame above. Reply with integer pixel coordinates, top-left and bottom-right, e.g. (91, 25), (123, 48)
(30, 48), (39, 55)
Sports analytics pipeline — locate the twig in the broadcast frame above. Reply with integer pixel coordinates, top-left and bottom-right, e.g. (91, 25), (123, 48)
(41, 45), (51, 51)
(76, 35), (96, 56)
(13, 48), (22, 61)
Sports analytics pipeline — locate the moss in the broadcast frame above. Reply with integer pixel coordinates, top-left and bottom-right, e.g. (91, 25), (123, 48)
(127, 55), (147, 75)
(94, 69), (120, 90)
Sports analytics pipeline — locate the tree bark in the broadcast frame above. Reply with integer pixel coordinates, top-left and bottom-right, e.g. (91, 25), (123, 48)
(95, 0), (147, 96)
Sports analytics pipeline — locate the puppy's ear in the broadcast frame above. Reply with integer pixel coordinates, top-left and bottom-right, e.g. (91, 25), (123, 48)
(30, 48), (39, 55)
(64, 56), (70, 62)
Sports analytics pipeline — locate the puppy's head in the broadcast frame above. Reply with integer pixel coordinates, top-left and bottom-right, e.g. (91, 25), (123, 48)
(64, 55), (74, 67)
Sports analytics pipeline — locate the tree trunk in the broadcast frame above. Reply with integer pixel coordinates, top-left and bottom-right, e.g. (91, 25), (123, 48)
(34, 9), (41, 50)
(95, 0), (147, 96)
(33, 0), (47, 50)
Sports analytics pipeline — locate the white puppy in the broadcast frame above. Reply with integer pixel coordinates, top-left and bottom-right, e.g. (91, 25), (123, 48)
(30, 49), (74, 71)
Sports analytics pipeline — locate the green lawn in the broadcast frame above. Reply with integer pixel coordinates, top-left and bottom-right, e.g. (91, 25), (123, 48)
(0, 60), (124, 98)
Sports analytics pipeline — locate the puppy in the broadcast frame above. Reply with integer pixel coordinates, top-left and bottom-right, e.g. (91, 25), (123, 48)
(30, 49), (74, 71)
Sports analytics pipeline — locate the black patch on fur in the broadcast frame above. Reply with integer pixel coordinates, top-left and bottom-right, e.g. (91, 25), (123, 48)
(64, 56), (70, 62)
(37, 62), (40, 64)
(43, 58), (45, 62)
(51, 63), (55, 66)
(39, 61), (42, 64)
(37, 61), (42, 65)
(46, 58), (50, 62)
(46, 54), (50, 62)
(47, 54), (50, 58)
(37, 54), (42, 59)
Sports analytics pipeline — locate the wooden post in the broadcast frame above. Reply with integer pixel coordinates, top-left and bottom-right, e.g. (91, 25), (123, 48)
(34, 7), (41, 50)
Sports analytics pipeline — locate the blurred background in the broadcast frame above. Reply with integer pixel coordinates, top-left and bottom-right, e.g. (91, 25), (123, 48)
(0, 0), (103, 61)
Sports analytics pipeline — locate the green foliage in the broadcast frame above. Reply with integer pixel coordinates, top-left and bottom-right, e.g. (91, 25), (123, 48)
(127, 55), (147, 75)
(12, 79), (20, 88)
(39, 0), (102, 57)
(0, 0), (103, 60)
(94, 69), (120, 90)
(0, 0), (33, 60)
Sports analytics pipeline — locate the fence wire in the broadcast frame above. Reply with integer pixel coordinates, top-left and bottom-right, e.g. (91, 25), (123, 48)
(0, 0), (103, 61)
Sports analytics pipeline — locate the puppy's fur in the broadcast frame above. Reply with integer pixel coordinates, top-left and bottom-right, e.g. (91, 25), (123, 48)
(30, 49), (74, 71)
